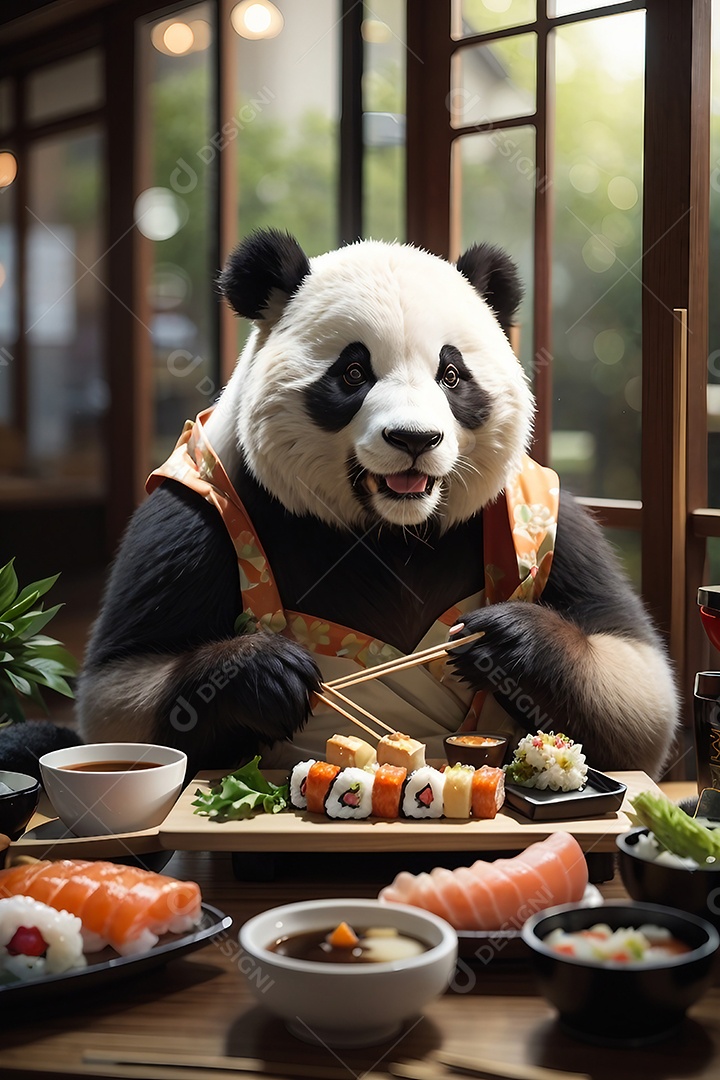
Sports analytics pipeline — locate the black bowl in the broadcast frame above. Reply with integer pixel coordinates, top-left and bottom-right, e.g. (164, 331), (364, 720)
(522, 901), (719, 1045)
(617, 827), (720, 926)
(0, 770), (41, 841)
(444, 732), (508, 768)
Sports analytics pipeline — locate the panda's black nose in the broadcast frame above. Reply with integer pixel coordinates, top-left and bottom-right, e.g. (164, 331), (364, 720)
(383, 428), (444, 457)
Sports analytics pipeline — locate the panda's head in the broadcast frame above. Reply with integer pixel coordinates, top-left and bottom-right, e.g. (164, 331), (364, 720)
(216, 229), (533, 531)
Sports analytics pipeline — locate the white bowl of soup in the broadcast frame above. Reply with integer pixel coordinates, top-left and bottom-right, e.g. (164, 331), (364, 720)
(39, 743), (186, 836)
(239, 897), (458, 1047)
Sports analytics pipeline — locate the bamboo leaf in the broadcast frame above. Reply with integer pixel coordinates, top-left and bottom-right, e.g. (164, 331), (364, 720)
(13, 605), (63, 641)
(15, 573), (60, 606)
(20, 643), (78, 673)
(0, 561), (18, 615)
(5, 670), (32, 697)
(1, 590), (40, 624)
(13, 664), (74, 698)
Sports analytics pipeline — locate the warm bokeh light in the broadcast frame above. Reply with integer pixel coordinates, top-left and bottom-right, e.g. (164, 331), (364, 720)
(163, 22), (195, 55)
(189, 19), (211, 51)
(0, 151), (18, 189)
(231, 1), (284, 40)
(134, 188), (188, 242)
(0, 263), (6, 290)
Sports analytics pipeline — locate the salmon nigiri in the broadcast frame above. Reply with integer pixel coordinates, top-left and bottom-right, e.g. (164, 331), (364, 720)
(378, 832), (588, 931)
(0, 859), (202, 955)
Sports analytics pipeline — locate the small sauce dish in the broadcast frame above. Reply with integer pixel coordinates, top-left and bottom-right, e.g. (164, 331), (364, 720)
(444, 732), (508, 769)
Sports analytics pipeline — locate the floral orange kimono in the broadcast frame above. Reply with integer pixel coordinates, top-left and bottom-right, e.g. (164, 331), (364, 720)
(148, 409), (559, 767)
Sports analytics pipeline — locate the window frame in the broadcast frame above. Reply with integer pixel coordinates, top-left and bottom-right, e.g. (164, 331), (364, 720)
(406, 0), (712, 742)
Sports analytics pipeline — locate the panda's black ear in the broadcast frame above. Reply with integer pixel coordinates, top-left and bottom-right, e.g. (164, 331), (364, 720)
(456, 243), (523, 335)
(218, 229), (310, 321)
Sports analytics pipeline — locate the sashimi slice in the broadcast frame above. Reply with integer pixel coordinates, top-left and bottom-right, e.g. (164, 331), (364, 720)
(379, 833), (588, 930)
(428, 867), (478, 930)
(112, 877), (202, 953)
(517, 832), (588, 903)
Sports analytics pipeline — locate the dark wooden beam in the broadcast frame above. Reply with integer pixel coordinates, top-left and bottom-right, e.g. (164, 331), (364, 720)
(339, 0), (364, 244)
(406, 0), (453, 257)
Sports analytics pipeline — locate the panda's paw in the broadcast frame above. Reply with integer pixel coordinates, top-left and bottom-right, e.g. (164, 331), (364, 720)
(446, 603), (562, 693)
(165, 633), (322, 747)
(229, 633), (323, 741)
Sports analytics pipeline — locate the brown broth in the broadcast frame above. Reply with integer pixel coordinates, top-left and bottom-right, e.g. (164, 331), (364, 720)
(269, 927), (427, 964)
(59, 760), (163, 772)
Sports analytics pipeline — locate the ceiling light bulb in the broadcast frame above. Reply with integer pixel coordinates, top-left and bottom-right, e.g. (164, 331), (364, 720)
(163, 22), (195, 55)
(231, 1), (284, 40)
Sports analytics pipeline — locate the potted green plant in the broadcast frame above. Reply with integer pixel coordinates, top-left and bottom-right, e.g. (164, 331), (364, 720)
(0, 559), (78, 726)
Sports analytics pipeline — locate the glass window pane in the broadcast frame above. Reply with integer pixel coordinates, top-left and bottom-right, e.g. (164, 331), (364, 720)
(363, 0), (406, 241)
(603, 527), (640, 589)
(453, 126), (536, 376)
(27, 51), (104, 125)
(143, 3), (214, 468)
(707, 5), (720, 507)
(0, 151), (17, 434)
(25, 128), (105, 487)
(552, 0), (631, 16)
(551, 10), (645, 500)
(456, 0), (536, 36)
(452, 35), (536, 126)
(234, 0), (339, 255)
(0, 80), (13, 133)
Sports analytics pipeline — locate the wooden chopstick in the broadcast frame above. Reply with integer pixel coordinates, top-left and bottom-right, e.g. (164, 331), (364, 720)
(320, 683), (396, 733)
(326, 631), (484, 691)
(83, 1049), (388, 1079)
(435, 1050), (591, 1080)
(390, 1056), (590, 1080)
(314, 691), (382, 740)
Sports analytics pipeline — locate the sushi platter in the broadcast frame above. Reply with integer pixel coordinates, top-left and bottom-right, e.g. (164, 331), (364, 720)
(157, 768), (661, 853)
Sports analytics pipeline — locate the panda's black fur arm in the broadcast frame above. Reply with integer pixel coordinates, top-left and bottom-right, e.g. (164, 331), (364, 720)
(448, 491), (677, 773)
(535, 490), (658, 641)
(78, 481), (321, 772)
(83, 482), (242, 665)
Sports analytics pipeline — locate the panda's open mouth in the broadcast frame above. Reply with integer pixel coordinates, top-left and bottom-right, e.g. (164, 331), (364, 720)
(361, 470), (437, 500)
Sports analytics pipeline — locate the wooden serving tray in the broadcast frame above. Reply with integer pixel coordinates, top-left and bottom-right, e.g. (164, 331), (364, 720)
(157, 770), (661, 853)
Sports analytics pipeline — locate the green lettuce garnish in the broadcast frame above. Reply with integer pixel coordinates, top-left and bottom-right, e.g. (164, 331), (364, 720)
(192, 756), (288, 820)
(628, 790), (720, 866)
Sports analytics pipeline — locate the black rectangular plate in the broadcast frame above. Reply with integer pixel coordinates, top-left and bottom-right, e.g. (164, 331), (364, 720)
(0, 902), (231, 1004)
(503, 768), (627, 821)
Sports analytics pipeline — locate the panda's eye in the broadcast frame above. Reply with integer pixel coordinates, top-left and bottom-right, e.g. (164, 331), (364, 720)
(442, 364), (461, 389)
(343, 362), (367, 387)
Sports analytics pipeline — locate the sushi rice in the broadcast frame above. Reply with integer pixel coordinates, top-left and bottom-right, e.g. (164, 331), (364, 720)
(289, 759), (316, 809)
(505, 731), (587, 792)
(402, 766), (444, 819)
(325, 767), (373, 819)
(0, 895), (86, 981)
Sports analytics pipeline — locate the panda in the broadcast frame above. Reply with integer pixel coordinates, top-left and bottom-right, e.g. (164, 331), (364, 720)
(72, 228), (678, 780)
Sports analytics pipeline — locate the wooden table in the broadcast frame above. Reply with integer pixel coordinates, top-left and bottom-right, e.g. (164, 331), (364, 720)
(2, 784), (720, 1080)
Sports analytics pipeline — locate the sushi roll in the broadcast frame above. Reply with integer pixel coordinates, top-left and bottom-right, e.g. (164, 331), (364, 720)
(325, 767), (374, 819)
(443, 764), (473, 818)
(402, 766), (444, 819)
(289, 759), (316, 809)
(305, 761), (341, 814)
(471, 765), (505, 819)
(371, 764), (407, 819)
(0, 895), (86, 980)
